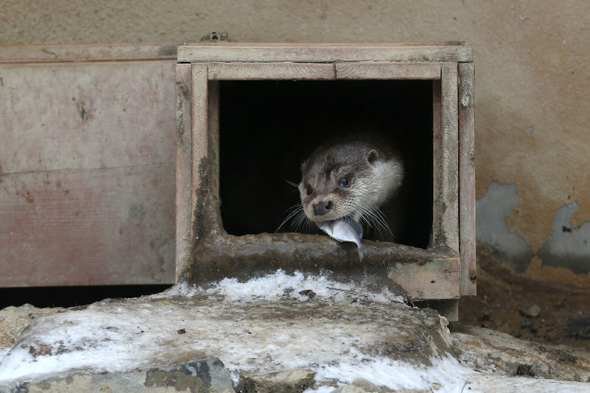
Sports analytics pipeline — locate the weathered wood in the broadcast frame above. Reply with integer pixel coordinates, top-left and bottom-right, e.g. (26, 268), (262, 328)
(187, 228), (459, 301)
(0, 61), (176, 174)
(0, 43), (179, 64)
(439, 63), (460, 253)
(336, 62), (441, 80)
(178, 43), (474, 63)
(208, 81), (221, 202)
(459, 62), (477, 296)
(0, 165), (175, 287)
(208, 62), (335, 80)
(176, 64), (193, 278)
(1, 53), (178, 287)
(191, 64), (209, 225)
(389, 258), (461, 300)
(431, 79), (443, 249)
(177, 44), (474, 307)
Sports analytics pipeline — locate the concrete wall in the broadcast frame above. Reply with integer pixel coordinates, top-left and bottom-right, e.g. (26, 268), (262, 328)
(2, 1), (589, 284)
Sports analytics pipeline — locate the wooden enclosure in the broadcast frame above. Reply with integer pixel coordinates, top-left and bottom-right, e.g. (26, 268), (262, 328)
(176, 43), (475, 320)
(0, 43), (179, 287)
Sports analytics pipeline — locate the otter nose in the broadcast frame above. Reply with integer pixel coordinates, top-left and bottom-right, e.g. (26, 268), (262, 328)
(313, 201), (333, 216)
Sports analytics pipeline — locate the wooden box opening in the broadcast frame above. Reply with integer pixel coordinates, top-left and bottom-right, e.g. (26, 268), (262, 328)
(218, 80), (433, 249)
(175, 43), (475, 320)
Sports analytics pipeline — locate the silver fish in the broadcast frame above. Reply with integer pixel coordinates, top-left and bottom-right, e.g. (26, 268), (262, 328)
(317, 218), (365, 261)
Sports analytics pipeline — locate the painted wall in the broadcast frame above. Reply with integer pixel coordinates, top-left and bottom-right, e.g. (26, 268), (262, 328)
(2, 1), (589, 283)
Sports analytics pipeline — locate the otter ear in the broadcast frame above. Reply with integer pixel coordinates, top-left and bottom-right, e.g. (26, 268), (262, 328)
(301, 159), (309, 173)
(367, 149), (379, 165)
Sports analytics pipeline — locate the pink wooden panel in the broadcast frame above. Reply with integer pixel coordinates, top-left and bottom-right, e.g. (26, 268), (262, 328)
(0, 48), (177, 287)
(0, 61), (175, 173)
(0, 166), (175, 286)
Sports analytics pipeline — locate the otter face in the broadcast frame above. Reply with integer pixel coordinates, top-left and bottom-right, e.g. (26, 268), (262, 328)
(299, 145), (377, 223)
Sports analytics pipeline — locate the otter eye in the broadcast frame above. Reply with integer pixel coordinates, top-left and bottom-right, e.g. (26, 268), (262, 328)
(339, 177), (350, 188)
(306, 185), (313, 195)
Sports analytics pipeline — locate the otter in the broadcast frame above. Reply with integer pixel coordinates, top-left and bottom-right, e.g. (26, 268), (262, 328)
(297, 135), (404, 256)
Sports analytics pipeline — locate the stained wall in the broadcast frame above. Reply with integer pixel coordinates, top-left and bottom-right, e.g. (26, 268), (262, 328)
(2, 1), (589, 283)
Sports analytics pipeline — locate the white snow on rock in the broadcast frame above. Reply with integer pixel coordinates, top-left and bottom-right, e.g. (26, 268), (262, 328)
(1, 270), (589, 393)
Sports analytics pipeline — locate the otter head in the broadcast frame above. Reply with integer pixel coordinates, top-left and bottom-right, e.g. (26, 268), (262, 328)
(299, 143), (380, 223)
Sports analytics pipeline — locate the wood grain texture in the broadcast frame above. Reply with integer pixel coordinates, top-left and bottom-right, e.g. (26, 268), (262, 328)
(0, 165), (175, 287)
(0, 61), (176, 174)
(178, 43), (474, 63)
(207, 81), (221, 200)
(459, 62), (477, 296)
(191, 64), (209, 223)
(208, 62), (335, 80)
(175, 64), (193, 279)
(440, 63), (460, 253)
(431, 79), (443, 249)
(388, 257), (461, 300)
(0, 49), (177, 287)
(336, 62), (441, 80)
(0, 43), (179, 64)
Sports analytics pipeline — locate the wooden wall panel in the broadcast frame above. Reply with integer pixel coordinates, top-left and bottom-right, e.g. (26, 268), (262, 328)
(0, 165), (175, 287)
(0, 48), (177, 287)
(0, 61), (175, 173)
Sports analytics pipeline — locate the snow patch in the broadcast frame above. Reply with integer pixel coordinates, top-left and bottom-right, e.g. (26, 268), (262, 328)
(1, 270), (589, 392)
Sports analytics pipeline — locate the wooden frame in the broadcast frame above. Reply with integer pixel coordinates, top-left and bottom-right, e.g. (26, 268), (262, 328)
(176, 43), (475, 320)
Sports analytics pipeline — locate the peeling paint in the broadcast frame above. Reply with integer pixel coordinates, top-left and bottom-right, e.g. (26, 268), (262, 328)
(537, 203), (590, 274)
(476, 182), (533, 272)
(478, 184), (590, 276)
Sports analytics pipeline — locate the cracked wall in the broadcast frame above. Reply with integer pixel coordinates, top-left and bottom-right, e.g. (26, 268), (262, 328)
(1, 1), (589, 283)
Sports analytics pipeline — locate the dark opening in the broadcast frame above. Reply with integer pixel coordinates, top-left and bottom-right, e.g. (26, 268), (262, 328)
(219, 80), (433, 248)
(0, 285), (173, 309)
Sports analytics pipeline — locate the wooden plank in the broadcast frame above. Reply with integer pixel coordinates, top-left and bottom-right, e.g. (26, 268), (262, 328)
(336, 62), (441, 80)
(439, 63), (460, 253)
(208, 81), (221, 200)
(459, 62), (477, 296)
(0, 165), (175, 287)
(0, 61), (176, 174)
(0, 43), (179, 64)
(388, 257), (461, 300)
(431, 80), (443, 249)
(190, 63), (209, 239)
(208, 62), (335, 80)
(175, 64), (193, 279)
(178, 43), (474, 63)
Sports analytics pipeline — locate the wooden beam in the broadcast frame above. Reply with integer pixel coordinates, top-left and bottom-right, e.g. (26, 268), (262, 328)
(190, 63), (209, 225)
(0, 166), (175, 287)
(336, 62), (441, 80)
(178, 43), (474, 63)
(208, 81), (221, 200)
(432, 79), (442, 248)
(0, 43), (179, 64)
(439, 63), (460, 253)
(175, 64), (193, 279)
(208, 62), (335, 80)
(459, 62), (477, 296)
(388, 258), (461, 300)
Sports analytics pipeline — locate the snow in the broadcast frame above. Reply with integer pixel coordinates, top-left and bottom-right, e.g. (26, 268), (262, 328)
(1, 270), (589, 393)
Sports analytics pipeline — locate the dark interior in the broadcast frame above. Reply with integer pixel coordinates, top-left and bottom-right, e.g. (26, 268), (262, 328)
(0, 285), (172, 309)
(219, 80), (433, 249)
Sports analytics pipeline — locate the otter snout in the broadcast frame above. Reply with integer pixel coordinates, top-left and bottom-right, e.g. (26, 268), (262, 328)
(313, 201), (333, 216)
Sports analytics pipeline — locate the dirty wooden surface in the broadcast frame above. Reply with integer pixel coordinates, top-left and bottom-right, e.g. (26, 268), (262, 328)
(459, 63), (477, 296)
(0, 43), (179, 64)
(207, 63), (335, 80)
(179, 44), (474, 319)
(178, 43), (474, 63)
(0, 46), (177, 287)
(175, 64), (193, 279)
